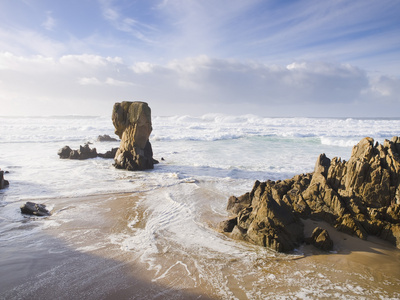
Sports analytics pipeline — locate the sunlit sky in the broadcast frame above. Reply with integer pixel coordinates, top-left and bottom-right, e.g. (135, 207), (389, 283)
(0, 0), (399, 117)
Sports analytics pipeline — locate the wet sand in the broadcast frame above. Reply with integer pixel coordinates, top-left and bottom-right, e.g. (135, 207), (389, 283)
(1, 192), (399, 299)
(0, 193), (213, 299)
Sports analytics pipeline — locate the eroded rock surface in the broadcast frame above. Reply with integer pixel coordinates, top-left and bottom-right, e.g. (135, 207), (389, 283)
(0, 170), (9, 189)
(112, 101), (156, 171)
(307, 227), (333, 251)
(58, 144), (98, 160)
(20, 202), (51, 216)
(219, 137), (400, 252)
(97, 148), (118, 159)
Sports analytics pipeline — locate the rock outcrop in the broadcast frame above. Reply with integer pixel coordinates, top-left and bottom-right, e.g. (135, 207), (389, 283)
(20, 202), (51, 216)
(219, 137), (400, 252)
(112, 101), (157, 171)
(58, 144), (98, 160)
(0, 169), (9, 189)
(58, 144), (118, 160)
(306, 227), (333, 251)
(97, 147), (118, 159)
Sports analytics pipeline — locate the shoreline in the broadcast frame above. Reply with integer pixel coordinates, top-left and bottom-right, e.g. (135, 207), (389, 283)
(1, 191), (400, 299)
(0, 192), (215, 299)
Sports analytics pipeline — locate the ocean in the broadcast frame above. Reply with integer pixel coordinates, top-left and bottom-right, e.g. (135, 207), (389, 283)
(1, 115), (400, 299)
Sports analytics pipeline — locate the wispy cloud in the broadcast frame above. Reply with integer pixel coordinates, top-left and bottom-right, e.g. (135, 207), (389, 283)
(78, 76), (133, 86)
(147, 0), (400, 71)
(42, 11), (56, 31)
(0, 27), (65, 56)
(98, 0), (158, 43)
(78, 77), (102, 85)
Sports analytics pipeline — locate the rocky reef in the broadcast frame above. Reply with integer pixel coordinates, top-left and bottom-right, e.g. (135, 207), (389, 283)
(219, 137), (400, 252)
(58, 143), (118, 160)
(58, 144), (98, 160)
(112, 101), (157, 171)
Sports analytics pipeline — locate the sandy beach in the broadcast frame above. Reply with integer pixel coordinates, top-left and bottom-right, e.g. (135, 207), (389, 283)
(2, 0), (400, 297)
(1, 189), (399, 300)
(0, 193), (214, 299)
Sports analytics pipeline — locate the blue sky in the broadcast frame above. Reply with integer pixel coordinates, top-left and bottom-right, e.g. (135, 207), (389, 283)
(0, 0), (399, 117)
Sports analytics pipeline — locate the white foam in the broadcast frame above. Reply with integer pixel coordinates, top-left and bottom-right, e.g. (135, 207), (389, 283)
(152, 115), (400, 142)
(320, 136), (360, 147)
(152, 261), (192, 282)
(2, 113), (397, 214)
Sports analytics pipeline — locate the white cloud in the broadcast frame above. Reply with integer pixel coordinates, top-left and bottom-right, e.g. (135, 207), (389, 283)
(78, 76), (133, 86)
(102, 6), (119, 21)
(42, 11), (56, 31)
(0, 52), (56, 71)
(60, 54), (123, 66)
(98, 0), (156, 42)
(368, 76), (400, 100)
(0, 28), (65, 57)
(79, 77), (102, 85)
(131, 62), (154, 73)
(105, 77), (133, 86)
(0, 52), (398, 117)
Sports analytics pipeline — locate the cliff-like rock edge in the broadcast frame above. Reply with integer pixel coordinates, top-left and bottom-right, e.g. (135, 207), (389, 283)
(112, 101), (156, 171)
(219, 137), (400, 252)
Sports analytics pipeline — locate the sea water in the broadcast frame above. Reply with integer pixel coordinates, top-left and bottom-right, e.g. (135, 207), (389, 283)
(1, 115), (400, 299)
(1, 115), (398, 200)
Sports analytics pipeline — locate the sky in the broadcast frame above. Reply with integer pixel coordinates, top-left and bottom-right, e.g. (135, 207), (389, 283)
(0, 0), (399, 117)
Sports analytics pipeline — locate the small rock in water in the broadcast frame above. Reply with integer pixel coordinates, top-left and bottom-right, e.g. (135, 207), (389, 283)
(0, 170), (9, 189)
(20, 202), (51, 216)
(97, 134), (118, 142)
(58, 144), (98, 160)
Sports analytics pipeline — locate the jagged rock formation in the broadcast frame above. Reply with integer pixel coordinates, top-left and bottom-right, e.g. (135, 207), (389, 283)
(58, 144), (98, 160)
(219, 137), (400, 252)
(97, 148), (118, 159)
(58, 144), (118, 160)
(112, 101), (157, 171)
(0, 169), (9, 189)
(306, 227), (333, 251)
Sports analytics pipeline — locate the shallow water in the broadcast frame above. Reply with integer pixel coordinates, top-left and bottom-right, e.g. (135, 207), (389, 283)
(1, 115), (400, 299)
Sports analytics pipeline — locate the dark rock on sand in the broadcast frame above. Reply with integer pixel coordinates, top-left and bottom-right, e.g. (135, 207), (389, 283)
(112, 101), (155, 171)
(0, 170), (9, 189)
(220, 137), (400, 252)
(306, 227), (334, 251)
(97, 134), (118, 142)
(217, 217), (237, 233)
(58, 144), (98, 160)
(20, 202), (51, 216)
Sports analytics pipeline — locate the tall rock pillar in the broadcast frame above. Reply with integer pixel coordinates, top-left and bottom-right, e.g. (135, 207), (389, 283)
(112, 101), (155, 171)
